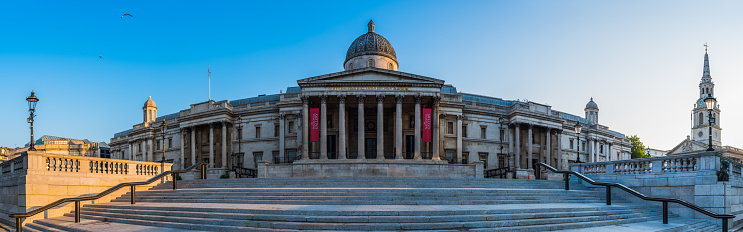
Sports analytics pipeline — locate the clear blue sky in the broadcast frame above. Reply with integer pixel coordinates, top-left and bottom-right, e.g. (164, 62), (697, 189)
(3, 0), (743, 150)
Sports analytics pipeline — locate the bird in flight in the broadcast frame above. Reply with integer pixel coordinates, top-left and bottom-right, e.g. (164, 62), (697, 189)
(121, 13), (133, 18)
(99, 55), (102, 58)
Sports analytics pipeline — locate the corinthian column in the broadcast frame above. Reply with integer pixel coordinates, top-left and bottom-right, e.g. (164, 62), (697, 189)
(279, 114), (285, 162)
(514, 123), (521, 169)
(414, 95), (422, 160)
(432, 96), (441, 161)
(221, 122), (227, 168)
(527, 124), (533, 169)
(191, 126), (196, 166)
(456, 115), (463, 163)
(357, 95), (366, 159)
(545, 129), (551, 167)
(338, 95), (347, 160)
(180, 129), (185, 169)
(320, 95), (328, 159)
(301, 96), (309, 160)
(209, 124), (214, 168)
(395, 95), (403, 160)
(377, 94), (385, 159)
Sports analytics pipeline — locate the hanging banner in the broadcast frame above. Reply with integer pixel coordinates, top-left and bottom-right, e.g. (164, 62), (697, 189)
(422, 108), (432, 142)
(310, 108), (320, 142)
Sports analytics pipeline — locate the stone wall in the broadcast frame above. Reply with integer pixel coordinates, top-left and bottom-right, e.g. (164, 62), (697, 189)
(0, 151), (173, 226)
(259, 160), (483, 178)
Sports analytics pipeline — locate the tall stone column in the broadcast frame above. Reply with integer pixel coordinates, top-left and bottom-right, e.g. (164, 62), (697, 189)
(180, 129), (185, 169)
(221, 122), (227, 168)
(587, 138), (592, 162)
(320, 95), (328, 159)
(129, 142), (133, 161)
(357, 95), (366, 159)
(545, 129), (551, 167)
(514, 124), (521, 169)
(279, 114), (285, 162)
(376, 95), (385, 159)
(431, 96), (441, 161)
(191, 126), (196, 166)
(301, 96), (309, 160)
(148, 138), (153, 162)
(557, 131), (563, 170)
(209, 124), (214, 168)
(527, 124), (533, 169)
(414, 95), (422, 160)
(338, 95), (346, 160)
(395, 95), (403, 160)
(456, 115), (463, 163)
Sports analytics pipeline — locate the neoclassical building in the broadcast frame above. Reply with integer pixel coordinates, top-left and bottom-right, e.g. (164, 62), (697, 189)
(109, 21), (632, 177)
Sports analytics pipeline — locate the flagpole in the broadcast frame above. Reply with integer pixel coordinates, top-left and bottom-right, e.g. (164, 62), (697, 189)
(208, 65), (211, 101)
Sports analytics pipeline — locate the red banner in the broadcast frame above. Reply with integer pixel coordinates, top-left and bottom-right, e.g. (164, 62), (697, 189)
(422, 108), (432, 142)
(310, 108), (320, 142)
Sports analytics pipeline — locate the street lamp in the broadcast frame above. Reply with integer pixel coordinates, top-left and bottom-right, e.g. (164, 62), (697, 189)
(26, 91), (39, 151)
(574, 121), (583, 163)
(160, 121), (167, 175)
(704, 94), (717, 152)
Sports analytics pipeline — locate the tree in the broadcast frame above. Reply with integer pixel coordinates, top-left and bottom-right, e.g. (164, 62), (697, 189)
(627, 135), (648, 159)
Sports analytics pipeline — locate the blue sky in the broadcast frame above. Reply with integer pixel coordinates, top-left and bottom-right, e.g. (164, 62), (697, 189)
(2, 0), (743, 150)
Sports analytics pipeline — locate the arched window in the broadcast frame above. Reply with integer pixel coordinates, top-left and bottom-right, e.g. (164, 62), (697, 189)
(706, 88), (709, 95)
(368, 59), (374, 67)
(349, 63), (353, 69)
(388, 63), (393, 70)
(699, 112), (704, 125)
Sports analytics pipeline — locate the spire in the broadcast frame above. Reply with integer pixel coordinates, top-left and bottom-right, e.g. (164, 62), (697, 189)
(703, 43), (710, 78)
(367, 20), (375, 33)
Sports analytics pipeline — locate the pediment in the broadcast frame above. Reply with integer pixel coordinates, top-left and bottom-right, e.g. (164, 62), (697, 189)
(667, 139), (708, 155)
(297, 67), (445, 87)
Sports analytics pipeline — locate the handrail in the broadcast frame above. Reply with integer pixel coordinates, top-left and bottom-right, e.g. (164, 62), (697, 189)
(8, 162), (208, 232)
(535, 162), (734, 232)
(484, 167), (509, 178)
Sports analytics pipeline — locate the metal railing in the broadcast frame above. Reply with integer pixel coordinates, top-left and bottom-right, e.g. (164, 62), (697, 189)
(9, 162), (208, 232)
(484, 167), (509, 178)
(534, 162), (735, 232)
(235, 167), (257, 178)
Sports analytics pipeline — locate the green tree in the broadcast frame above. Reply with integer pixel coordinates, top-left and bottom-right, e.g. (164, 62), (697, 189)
(627, 135), (648, 159)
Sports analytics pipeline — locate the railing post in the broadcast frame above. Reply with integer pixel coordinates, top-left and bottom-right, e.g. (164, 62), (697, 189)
(172, 173), (177, 190)
(564, 173), (570, 190)
(723, 218), (728, 232)
(74, 201), (80, 223)
(201, 165), (206, 179)
(606, 186), (611, 205)
(662, 201), (668, 224)
(130, 185), (136, 204)
(15, 217), (21, 232)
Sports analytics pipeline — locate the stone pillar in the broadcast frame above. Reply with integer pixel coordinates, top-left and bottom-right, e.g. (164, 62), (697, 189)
(432, 96), (441, 161)
(527, 125), (533, 169)
(320, 95), (328, 159)
(414, 95), (422, 160)
(221, 122), (227, 168)
(456, 115), (463, 163)
(148, 138), (153, 162)
(357, 95), (366, 160)
(395, 95), (403, 160)
(514, 124), (521, 169)
(180, 129), (185, 169)
(338, 95), (346, 160)
(546, 129), (551, 167)
(557, 131), (563, 170)
(209, 124), (214, 168)
(279, 114), (286, 162)
(129, 142), (133, 161)
(376, 95), (385, 159)
(301, 96), (309, 160)
(191, 126), (196, 166)
(587, 138), (592, 162)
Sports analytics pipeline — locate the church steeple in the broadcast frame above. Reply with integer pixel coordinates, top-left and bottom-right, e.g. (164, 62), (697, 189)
(702, 44), (710, 78)
(691, 46), (721, 147)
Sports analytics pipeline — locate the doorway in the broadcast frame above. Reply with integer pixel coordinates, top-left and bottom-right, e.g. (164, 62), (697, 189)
(405, 135), (414, 159)
(365, 138), (376, 159)
(327, 135), (337, 159)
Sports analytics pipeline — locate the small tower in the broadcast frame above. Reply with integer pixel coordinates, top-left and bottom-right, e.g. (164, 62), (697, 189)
(585, 98), (599, 125)
(691, 47), (722, 146)
(143, 96), (157, 125)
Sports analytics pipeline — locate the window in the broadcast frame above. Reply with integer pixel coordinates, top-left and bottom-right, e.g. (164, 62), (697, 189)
(388, 63), (393, 70)
(255, 126), (261, 138)
(286, 150), (296, 163)
(328, 118), (333, 129)
(447, 122), (454, 134)
(479, 152), (488, 169)
(275, 125), (280, 137)
(168, 138), (172, 149)
(462, 152), (469, 164)
(156, 140), (161, 150)
(599, 144), (603, 154)
(409, 115), (414, 129)
(273, 151), (280, 164)
(288, 121), (294, 134)
(462, 125), (468, 137)
(481, 127), (487, 139)
(699, 112), (703, 125)
(570, 139), (574, 149)
(582, 142), (586, 151)
(253, 151), (263, 163)
(368, 59), (374, 67)
(445, 150), (455, 163)
(349, 63), (353, 69)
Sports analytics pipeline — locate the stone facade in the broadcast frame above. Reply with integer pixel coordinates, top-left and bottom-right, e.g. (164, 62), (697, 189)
(109, 22), (632, 177)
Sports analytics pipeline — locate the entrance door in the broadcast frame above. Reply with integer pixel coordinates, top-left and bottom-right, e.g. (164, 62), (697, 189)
(365, 138), (377, 159)
(327, 135), (337, 159)
(405, 135), (414, 159)
(497, 154), (506, 169)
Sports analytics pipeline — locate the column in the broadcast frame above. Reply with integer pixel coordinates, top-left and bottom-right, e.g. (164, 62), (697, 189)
(180, 129), (185, 169)
(608, 143), (613, 161)
(376, 95), (385, 159)
(338, 95), (346, 160)
(514, 124), (521, 169)
(545, 129), (551, 167)
(320, 95), (328, 159)
(279, 114), (286, 161)
(395, 95), (403, 160)
(557, 131), (563, 170)
(456, 115), (463, 163)
(148, 138), (153, 162)
(209, 124), (214, 168)
(221, 122), (227, 168)
(432, 96), (441, 161)
(528, 125), (534, 169)
(129, 142), (133, 161)
(191, 127), (196, 166)
(302, 96), (309, 160)
(357, 95), (366, 159)
(587, 138), (592, 162)
(414, 95), (422, 160)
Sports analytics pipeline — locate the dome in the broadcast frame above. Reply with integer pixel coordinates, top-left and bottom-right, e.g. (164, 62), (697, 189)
(585, 97), (598, 110)
(345, 20), (397, 64)
(143, 96), (157, 109)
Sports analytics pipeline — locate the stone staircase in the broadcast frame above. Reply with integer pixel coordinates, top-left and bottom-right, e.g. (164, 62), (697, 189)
(14, 177), (722, 231)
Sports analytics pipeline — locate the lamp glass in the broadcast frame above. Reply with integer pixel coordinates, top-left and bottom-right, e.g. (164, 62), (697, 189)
(574, 123), (582, 134)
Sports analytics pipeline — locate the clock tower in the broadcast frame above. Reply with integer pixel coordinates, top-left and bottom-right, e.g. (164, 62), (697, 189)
(691, 47), (721, 146)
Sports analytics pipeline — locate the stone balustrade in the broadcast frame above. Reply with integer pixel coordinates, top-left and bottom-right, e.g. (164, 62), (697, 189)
(573, 153), (712, 176)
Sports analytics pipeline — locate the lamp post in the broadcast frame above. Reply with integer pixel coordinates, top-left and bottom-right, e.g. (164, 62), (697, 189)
(26, 91), (39, 151)
(574, 121), (583, 163)
(498, 117), (508, 169)
(160, 121), (167, 176)
(704, 94), (717, 152)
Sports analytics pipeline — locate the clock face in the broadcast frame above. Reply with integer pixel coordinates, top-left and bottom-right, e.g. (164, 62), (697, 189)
(699, 100), (704, 106)
(698, 131), (703, 137)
